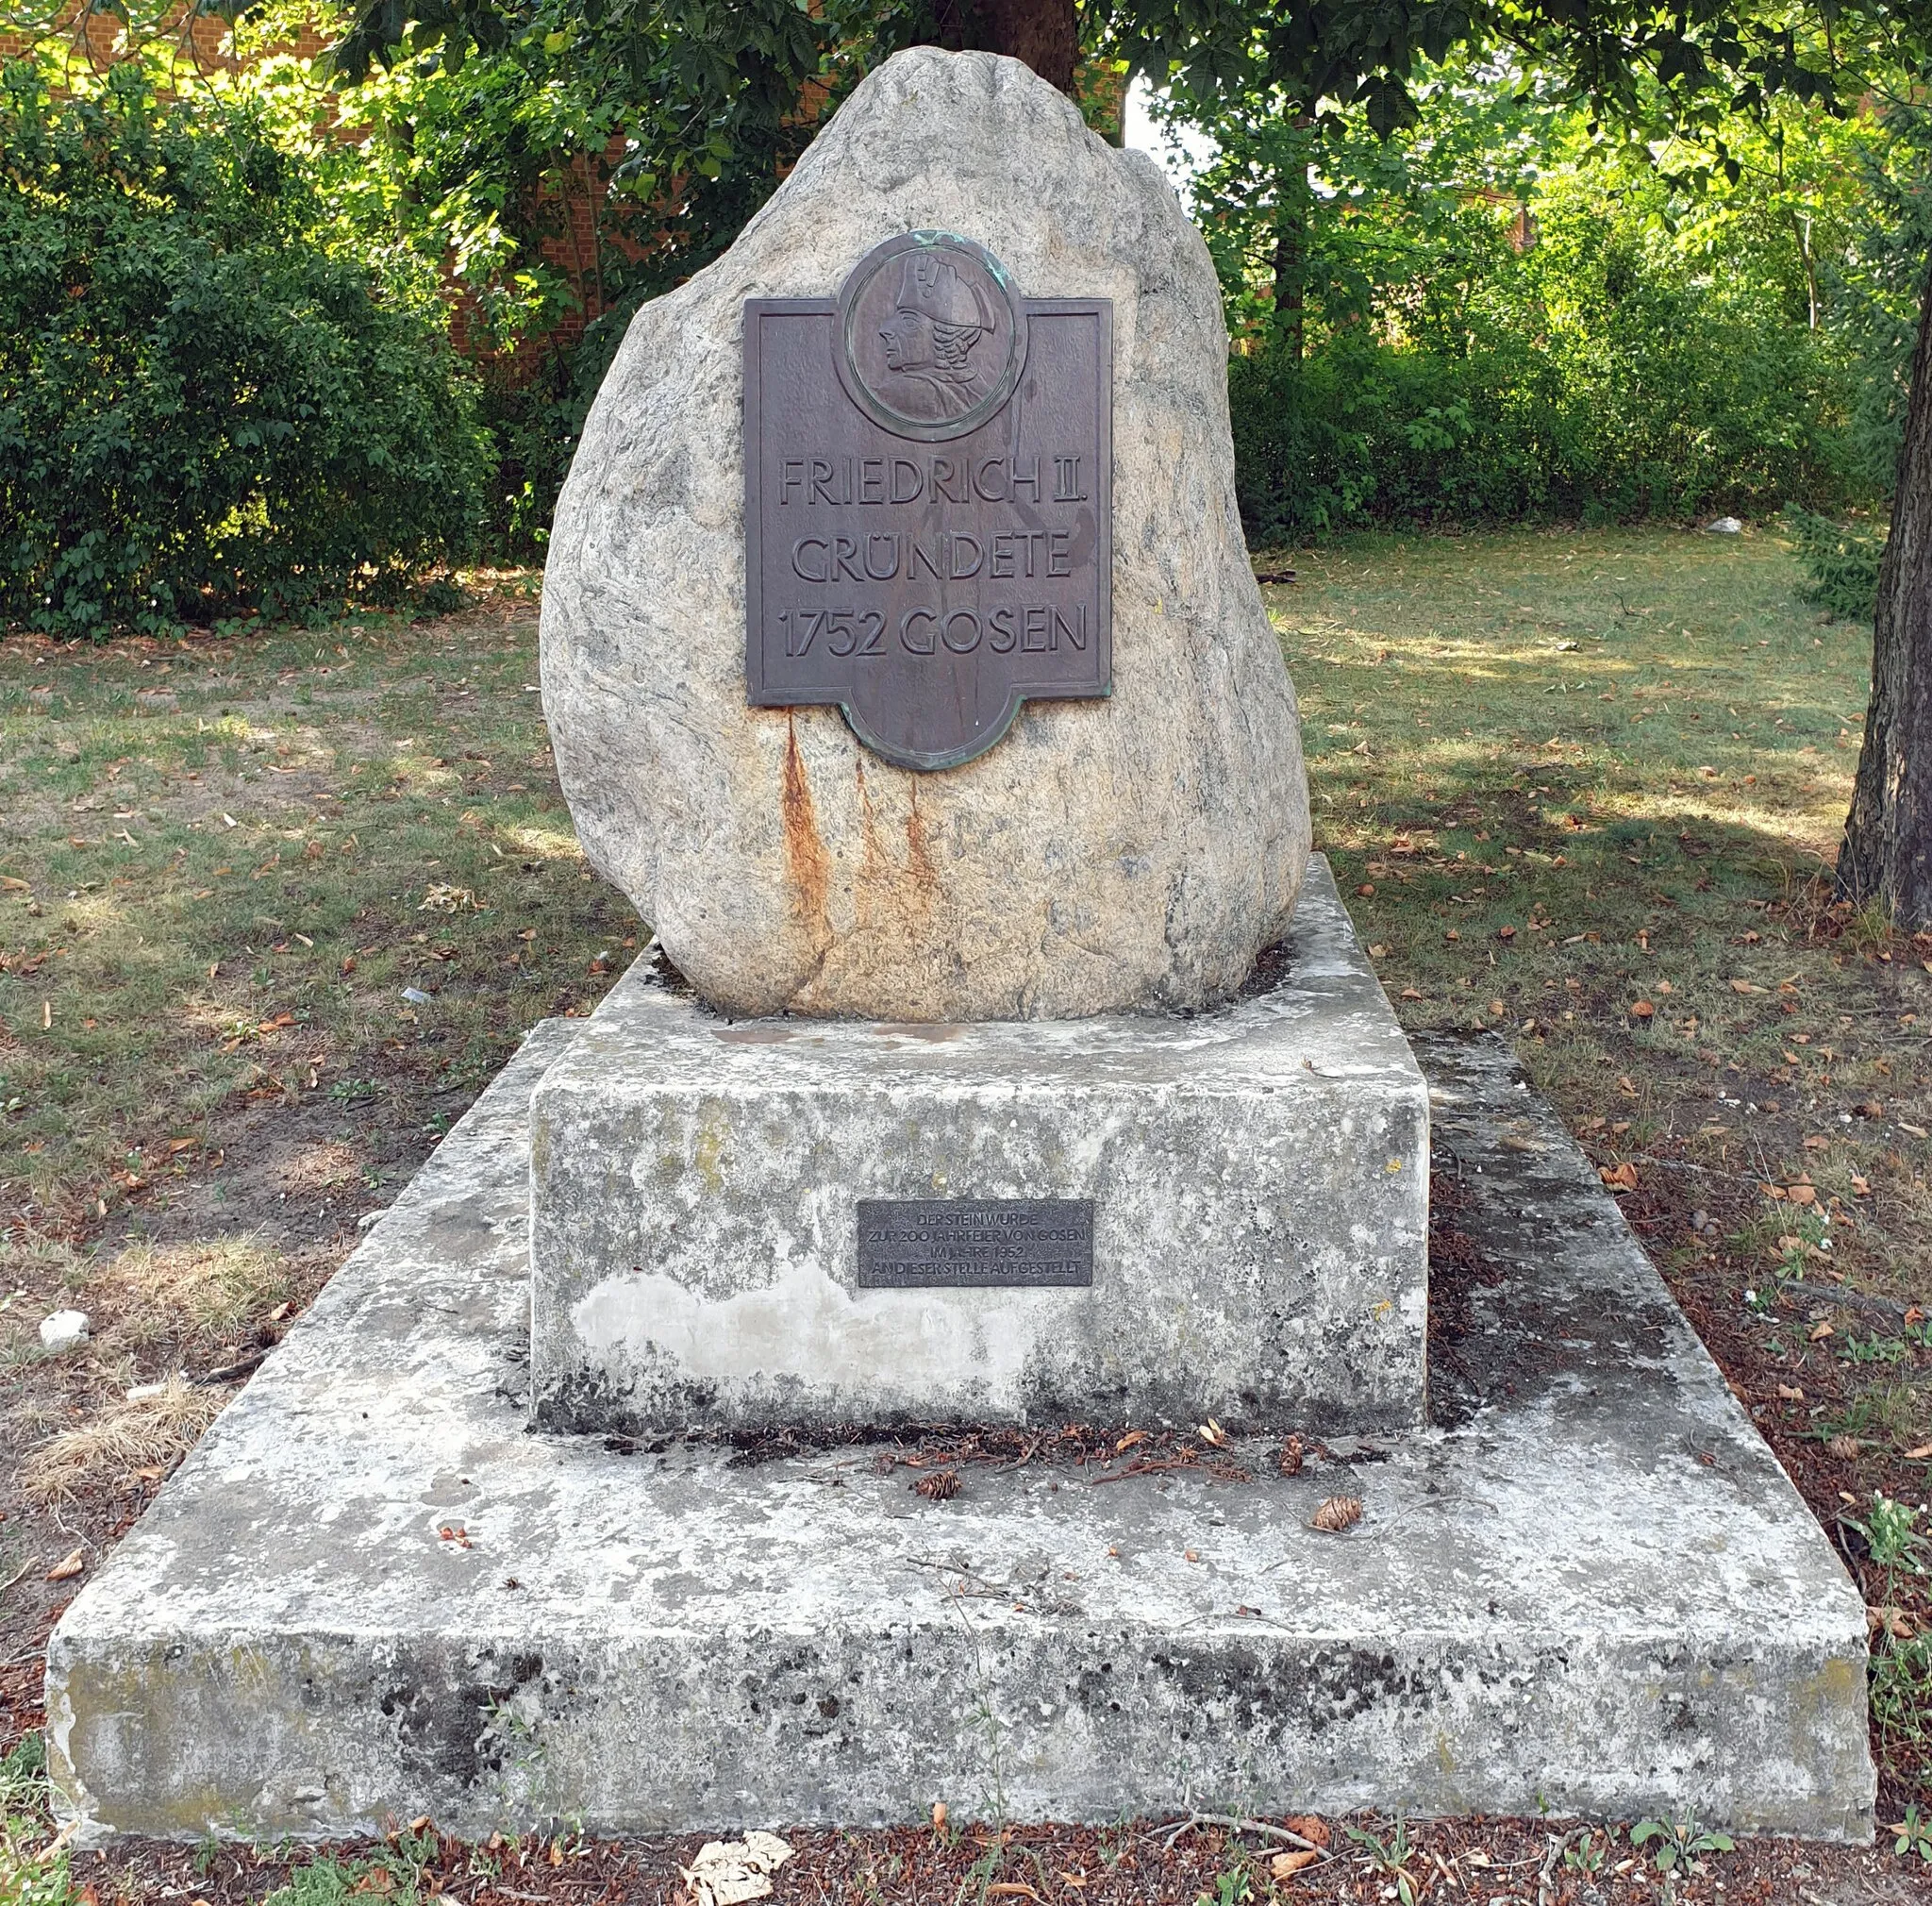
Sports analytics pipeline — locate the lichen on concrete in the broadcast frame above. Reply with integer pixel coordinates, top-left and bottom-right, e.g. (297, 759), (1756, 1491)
(46, 1018), (1874, 1845)
(529, 858), (1428, 1434)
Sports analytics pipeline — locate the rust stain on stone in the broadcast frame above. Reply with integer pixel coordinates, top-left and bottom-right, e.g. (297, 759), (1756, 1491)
(781, 714), (832, 949)
(905, 781), (941, 898)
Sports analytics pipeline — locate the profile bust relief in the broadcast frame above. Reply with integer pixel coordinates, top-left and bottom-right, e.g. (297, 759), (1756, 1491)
(878, 254), (995, 418)
(835, 231), (1027, 442)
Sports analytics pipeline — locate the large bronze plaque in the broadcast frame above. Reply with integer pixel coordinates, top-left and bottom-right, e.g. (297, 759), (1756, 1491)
(745, 232), (1112, 771)
(856, 1197), (1095, 1288)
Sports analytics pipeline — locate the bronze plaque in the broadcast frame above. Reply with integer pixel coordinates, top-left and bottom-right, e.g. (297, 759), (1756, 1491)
(745, 232), (1111, 771)
(856, 1197), (1095, 1289)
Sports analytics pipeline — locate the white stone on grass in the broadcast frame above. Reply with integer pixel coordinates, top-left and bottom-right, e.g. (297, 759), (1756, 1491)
(541, 46), (1309, 1022)
(39, 1310), (90, 1353)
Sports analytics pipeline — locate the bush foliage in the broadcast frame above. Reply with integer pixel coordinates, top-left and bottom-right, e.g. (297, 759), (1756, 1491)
(1781, 504), (1887, 618)
(1224, 169), (1863, 543)
(0, 62), (491, 635)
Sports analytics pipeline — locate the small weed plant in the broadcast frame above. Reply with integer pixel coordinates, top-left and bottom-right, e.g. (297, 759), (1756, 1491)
(1630, 1815), (1736, 1874)
(1849, 1494), (1930, 1575)
(1192, 1864), (1255, 1906)
(0, 1734), (75, 1906)
(1341, 1816), (1421, 1904)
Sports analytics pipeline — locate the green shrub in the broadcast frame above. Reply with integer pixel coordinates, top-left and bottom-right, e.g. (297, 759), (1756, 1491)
(0, 61), (491, 635)
(476, 300), (636, 559)
(1230, 298), (1860, 545)
(1782, 504), (1887, 619)
(1227, 163), (1865, 543)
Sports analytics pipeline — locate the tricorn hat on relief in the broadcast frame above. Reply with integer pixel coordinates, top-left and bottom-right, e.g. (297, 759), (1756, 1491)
(895, 253), (993, 329)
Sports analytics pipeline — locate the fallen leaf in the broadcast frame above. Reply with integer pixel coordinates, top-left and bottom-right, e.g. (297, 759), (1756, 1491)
(1283, 1816), (1331, 1848)
(1851, 1176), (1872, 1195)
(1789, 1183), (1818, 1206)
(1809, 1320), (1834, 1343)
(1599, 1162), (1639, 1191)
(681, 1831), (793, 1906)
(1904, 1444), (1932, 1461)
(1731, 978), (1766, 994)
(1271, 1849), (1320, 1880)
(1629, 1000), (1655, 1020)
(1777, 1383), (1806, 1402)
(1902, 1122), (1929, 1140)
(1828, 1434), (1862, 1460)
(45, 1547), (85, 1581)
(1198, 1418), (1229, 1448)
(352, 1871), (394, 1897)
(1114, 1430), (1147, 1455)
(1497, 924), (1517, 941)
(932, 1801), (948, 1835)
(1310, 1496), (1362, 1533)
(1367, 944), (1388, 958)
(1357, 883), (1374, 897)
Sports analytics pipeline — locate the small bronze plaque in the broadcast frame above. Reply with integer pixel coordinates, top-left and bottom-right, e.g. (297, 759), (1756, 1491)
(745, 231), (1112, 771)
(856, 1197), (1094, 1289)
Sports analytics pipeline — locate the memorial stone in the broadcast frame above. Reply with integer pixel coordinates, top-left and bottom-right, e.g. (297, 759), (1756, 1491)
(527, 46), (1427, 1435)
(540, 46), (1311, 1022)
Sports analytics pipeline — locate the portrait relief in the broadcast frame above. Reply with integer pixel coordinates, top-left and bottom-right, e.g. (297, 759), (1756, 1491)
(836, 233), (1027, 442)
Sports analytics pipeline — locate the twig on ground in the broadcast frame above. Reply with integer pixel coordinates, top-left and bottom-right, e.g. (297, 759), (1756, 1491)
(1157, 1811), (1330, 1860)
(1632, 1154), (1772, 1186)
(1778, 1279), (1921, 1321)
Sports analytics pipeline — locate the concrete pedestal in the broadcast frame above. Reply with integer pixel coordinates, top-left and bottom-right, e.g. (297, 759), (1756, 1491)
(528, 859), (1429, 1435)
(46, 1025), (1874, 1845)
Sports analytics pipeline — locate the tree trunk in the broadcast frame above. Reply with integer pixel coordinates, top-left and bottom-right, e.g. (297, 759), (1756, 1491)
(958, 0), (1078, 93)
(1840, 258), (1932, 928)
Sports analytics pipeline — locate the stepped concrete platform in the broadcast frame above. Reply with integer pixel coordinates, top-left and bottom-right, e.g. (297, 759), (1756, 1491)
(529, 859), (1428, 1437)
(45, 1028), (1874, 1845)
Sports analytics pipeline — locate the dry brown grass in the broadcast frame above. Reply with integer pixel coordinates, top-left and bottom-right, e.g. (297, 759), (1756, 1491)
(20, 1377), (225, 1503)
(89, 1236), (296, 1359)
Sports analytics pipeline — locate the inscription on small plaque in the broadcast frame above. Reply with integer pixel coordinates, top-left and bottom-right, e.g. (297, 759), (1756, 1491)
(745, 231), (1112, 771)
(857, 1197), (1095, 1289)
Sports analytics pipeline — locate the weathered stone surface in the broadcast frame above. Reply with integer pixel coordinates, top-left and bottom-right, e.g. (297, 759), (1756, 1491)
(539, 46), (1309, 1021)
(46, 1022), (1874, 1844)
(528, 859), (1427, 1434)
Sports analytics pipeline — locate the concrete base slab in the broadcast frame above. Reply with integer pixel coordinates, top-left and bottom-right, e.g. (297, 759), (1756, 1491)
(528, 858), (1429, 1435)
(46, 1028), (1874, 1845)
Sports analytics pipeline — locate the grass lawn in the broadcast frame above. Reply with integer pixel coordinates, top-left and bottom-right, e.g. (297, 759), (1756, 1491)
(3, 527), (1931, 1902)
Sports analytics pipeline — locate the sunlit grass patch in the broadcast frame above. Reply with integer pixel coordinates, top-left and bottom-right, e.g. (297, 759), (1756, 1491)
(1270, 521), (1932, 1306)
(0, 607), (641, 1233)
